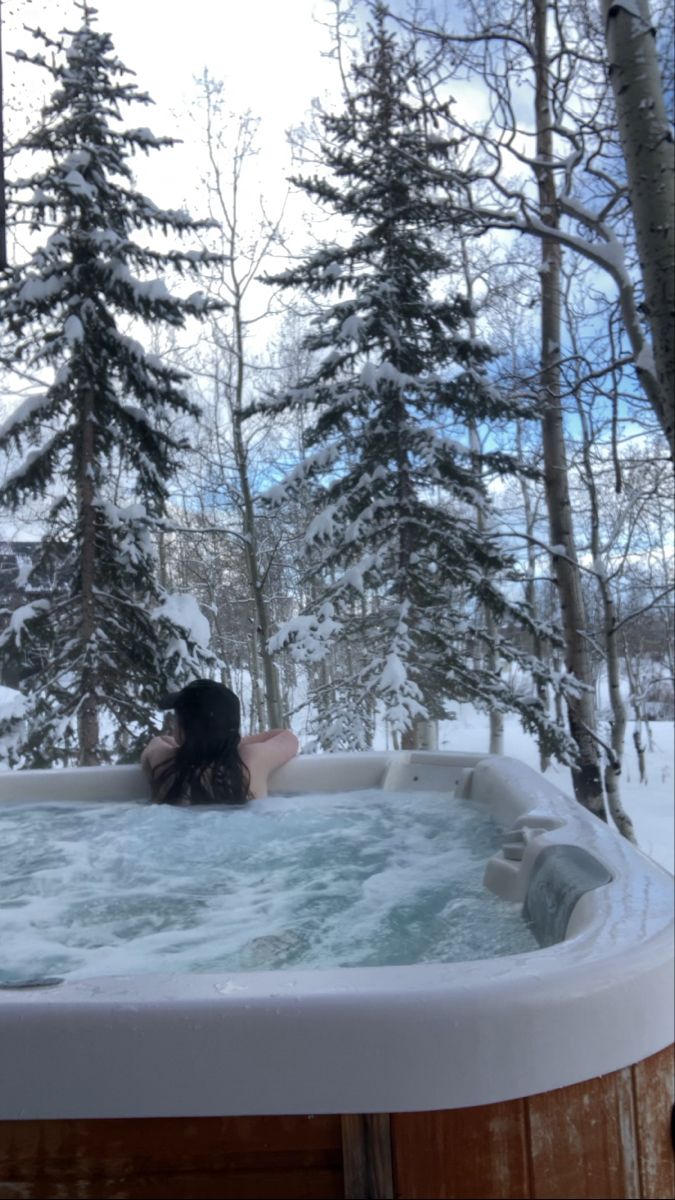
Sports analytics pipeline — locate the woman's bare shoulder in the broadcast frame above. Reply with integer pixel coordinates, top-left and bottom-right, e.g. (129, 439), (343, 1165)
(240, 730), (299, 777)
(141, 735), (177, 772)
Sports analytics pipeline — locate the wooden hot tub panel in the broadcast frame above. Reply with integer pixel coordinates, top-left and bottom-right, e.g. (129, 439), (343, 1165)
(0, 1046), (672, 1200)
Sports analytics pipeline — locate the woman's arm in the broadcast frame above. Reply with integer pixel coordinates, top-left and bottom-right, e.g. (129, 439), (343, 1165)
(141, 735), (178, 775)
(239, 730), (299, 798)
(240, 729), (291, 746)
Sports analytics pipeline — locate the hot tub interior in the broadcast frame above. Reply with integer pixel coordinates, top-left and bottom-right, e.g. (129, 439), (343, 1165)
(0, 749), (627, 976)
(0, 784), (543, 985)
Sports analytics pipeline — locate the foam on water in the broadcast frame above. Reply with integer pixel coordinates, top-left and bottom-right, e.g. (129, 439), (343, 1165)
(0, 790), (539, 982)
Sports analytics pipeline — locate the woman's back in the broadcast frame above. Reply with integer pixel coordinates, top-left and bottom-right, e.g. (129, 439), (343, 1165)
(141, 680), (299, 804)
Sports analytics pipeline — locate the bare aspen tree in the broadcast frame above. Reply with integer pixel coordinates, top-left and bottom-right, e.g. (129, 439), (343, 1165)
(532, 0), (606, 817)
(515, 422), (552, 772)
(483, 259), (559, 772)
(196, 77), (286, 729)
(403, 0), (639, 815)
(567, 364), (637, 837)
(459, 238), (503, 755)
(402, 0), (670, 449)
(623, 644), (649, 781)
(228, 358), (284, 730)
(601, 0), (675, 454)
(558, 252), (672, 830)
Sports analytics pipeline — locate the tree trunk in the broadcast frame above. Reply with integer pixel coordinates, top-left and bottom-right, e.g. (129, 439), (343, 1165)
(203, 91), (286, 733)
(231, 408), (283, 731)
(401, 719), (438, 750)
(78, 390), (100, 765)
(573, 345), (636, 840)
(462, 242), (504, 758)
(633, 727), (648, 783)
(247, 625), (266, 733)
(227, 247), (283, 731)
(516, 424), (550, 771)
(487, 697), (504, 756)
(602, 0), (675, 455)
(623, 643), (649, 782)
(602, 586), (637, 840)
(534, 0), (606, 819)
(553, 651), (565, 729)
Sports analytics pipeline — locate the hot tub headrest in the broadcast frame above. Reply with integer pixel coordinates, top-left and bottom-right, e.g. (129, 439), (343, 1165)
(523, 844), (613, 947)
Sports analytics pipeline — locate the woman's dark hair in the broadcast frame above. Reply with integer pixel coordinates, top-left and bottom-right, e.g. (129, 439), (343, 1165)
(151, 680), (251, 805)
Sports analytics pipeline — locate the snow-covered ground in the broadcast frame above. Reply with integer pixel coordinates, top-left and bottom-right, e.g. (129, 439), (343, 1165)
(2, 684), (672, 874)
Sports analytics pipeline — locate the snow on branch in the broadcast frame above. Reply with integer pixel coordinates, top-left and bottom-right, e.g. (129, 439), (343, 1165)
(268, 604), (342, 663)
(261, 444), (342, 505)
(152, 592), (211, 649)
(0, 392), (50, 441)
(2, 600), (51, 648)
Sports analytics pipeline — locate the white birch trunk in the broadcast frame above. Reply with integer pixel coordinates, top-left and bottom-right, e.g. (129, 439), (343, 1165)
(462, 241), (504, 758)
(401, 719), (438, 751)
(516, 424), (550, 772)
(534, 0), (606, 819)
(623, 645), (649, 782)
(571, 302), (637, 840)
(601, 0), (675, 454)
(231, 406), (284, 730)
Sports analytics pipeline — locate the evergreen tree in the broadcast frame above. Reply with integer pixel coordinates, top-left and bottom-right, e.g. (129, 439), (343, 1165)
(0, 5), (224, 766)
(265, 2), (579, 756)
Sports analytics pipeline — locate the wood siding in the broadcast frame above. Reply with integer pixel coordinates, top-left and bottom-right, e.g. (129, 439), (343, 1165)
(391, 1046), (674, 1200)
(341, 1113), (394, 1199)
(0, 1114), (344, 1200)
(0, 1046), (671, 1200)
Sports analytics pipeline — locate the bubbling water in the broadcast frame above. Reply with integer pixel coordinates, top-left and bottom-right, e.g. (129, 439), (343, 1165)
(0, 790), (538, 982)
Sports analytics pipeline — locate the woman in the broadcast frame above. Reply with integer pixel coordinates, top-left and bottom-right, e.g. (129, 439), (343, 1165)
(141, 678), (298, 804)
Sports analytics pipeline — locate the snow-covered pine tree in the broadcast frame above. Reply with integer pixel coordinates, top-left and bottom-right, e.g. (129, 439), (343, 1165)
(264, 1), (579, 757)
(0, 5), (224, 766)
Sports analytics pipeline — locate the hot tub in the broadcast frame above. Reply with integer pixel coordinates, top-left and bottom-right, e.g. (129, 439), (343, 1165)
(0, 751), (672, 1199)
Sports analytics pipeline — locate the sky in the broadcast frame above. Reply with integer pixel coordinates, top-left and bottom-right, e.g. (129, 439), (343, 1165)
(1, 0), (381, 374)
(0, 0), (414, 542)
(3, 0), (352, 211)
(3, 0), (344, 114)
(1, 0), (486, 219)
(0, 1), (353, 504)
